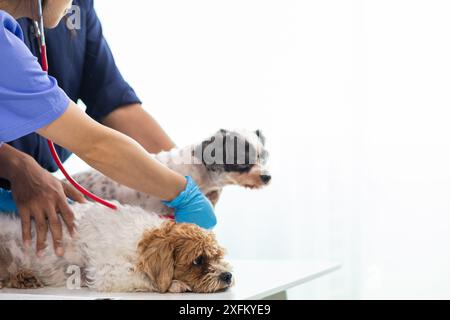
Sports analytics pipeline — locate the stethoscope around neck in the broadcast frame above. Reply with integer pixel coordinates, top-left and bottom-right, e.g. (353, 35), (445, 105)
(34, 0), (117, 210)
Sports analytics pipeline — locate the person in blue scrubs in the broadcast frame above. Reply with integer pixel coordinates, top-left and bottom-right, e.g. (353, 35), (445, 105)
(0, 0), (217, 257)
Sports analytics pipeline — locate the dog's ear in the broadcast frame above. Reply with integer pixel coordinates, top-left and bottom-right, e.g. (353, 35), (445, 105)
(255, 130), (266, 145)
(205, 189), (222, 207)
(218, 129), (229, 136)
(137, 221), (175, 293)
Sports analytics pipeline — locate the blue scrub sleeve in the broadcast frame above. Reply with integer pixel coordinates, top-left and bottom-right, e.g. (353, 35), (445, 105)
(0, 11), (70, 143)
(80, 1), (141, 121)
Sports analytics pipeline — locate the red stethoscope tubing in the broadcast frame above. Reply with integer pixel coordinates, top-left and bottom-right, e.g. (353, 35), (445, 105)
(46, 140), (118, 210)
(39, 29), (117, 210)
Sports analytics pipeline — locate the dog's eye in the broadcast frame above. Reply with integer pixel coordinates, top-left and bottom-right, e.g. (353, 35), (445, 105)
(193, 256), (204, 266)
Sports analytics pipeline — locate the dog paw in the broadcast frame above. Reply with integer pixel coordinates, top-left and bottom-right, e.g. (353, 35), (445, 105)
(7, 270), (43, 289)
(168, 280), (192, 293)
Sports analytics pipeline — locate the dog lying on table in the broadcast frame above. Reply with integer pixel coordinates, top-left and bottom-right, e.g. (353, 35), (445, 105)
(0, 203), (232, 293)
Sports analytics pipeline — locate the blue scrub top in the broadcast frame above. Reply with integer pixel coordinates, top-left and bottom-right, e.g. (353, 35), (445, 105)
(0, 10), (70, 143)
(0, 0), (141, 190)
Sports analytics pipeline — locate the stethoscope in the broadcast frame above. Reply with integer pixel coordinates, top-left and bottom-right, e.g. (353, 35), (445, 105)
(35, 0), (117, 210)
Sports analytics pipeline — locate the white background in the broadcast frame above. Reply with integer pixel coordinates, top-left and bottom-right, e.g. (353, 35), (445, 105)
(62, 0), (450, 299)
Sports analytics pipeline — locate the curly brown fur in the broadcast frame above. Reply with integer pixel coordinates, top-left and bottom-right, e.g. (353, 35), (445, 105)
(137, 221), (233, 293)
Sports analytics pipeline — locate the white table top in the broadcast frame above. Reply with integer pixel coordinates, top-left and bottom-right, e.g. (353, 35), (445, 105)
(0, 259), (340, 300)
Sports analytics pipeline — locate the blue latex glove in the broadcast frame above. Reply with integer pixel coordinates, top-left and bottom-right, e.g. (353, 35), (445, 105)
(163, 176), (217, 229)
(0, 188), (18, 213)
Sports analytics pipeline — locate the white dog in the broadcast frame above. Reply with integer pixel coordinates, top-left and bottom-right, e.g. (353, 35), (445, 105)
(73, 129), (271, 215)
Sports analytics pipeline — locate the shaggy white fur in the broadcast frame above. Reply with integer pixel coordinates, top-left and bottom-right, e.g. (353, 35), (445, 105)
(0, 203), (166, 292)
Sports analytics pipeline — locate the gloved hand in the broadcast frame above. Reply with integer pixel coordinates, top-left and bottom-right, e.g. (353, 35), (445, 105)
(163, 176), (217, 229)
(0, 188), (17, 213)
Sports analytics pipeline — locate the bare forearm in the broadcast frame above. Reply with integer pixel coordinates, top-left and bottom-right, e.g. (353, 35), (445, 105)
(38, 102), (185, 201)
(80, 128), (185, 200)
(102, 104), (176, 154)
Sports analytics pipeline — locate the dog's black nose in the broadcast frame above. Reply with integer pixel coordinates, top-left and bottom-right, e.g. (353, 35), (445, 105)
(260, 175), (272, 184)
(219, 272), (233, 285)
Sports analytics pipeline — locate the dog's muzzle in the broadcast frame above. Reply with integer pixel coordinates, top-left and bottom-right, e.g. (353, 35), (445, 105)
(260, 175), (272, 184)
(219, 272), (233, 285)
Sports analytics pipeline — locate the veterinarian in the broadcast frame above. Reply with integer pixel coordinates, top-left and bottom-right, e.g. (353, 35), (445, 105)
(0, 0), (217, 257)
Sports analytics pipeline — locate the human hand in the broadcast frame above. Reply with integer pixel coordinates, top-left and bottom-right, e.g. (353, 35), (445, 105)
(163, 176), (217, 229)
(8, 156), (86, 257)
